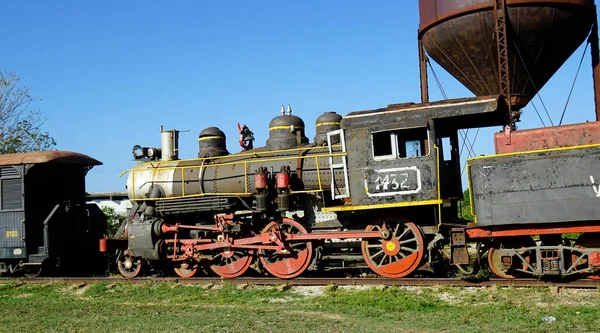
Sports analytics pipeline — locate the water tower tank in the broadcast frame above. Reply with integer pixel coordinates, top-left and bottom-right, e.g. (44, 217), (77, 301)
(419, 0), (595, 110)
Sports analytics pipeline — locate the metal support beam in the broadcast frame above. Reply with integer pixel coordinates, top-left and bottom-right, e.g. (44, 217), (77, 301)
(591, 5), (600, 122)
(419, 38), (430, 103)
(494, 0), (513, 144)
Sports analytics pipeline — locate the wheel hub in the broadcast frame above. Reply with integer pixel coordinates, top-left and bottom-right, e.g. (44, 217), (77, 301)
(382, 239), (400, 256)
(124, 259), (133, 269)
(222, 247), (234, 259)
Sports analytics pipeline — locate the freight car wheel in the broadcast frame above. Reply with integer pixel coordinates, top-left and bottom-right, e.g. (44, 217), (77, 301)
(117, 250), (143, 279)
(571, 233), (600, 280)
(24, 265), (43, 278)
(487, 237), (535, 279)
(259, 218), (313, 279)
(210, 249), (254, 278)
(361, 221), (424, 278)
(173, 260), (198, 278)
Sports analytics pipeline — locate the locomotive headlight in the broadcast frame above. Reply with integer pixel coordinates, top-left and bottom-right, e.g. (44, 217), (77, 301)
(13, 249), (22, 255)
(147, 148), (156, 158)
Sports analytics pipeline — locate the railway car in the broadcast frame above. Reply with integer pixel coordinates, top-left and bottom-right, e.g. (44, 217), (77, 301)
(0, 151), (107, 276)
(105, 0), (600, 281)
(419, 0), (600, 279)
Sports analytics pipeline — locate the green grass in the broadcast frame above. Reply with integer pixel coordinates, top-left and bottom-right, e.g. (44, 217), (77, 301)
(0, 281), (598, 332)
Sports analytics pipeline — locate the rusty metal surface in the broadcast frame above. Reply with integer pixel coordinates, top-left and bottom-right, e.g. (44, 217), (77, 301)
(493, 121), (600, 153)
(419, 0), (593, 110)
(0, 150), (102, 166)
(419, 0), (594, 32)
(7, 276), (600, 288)
(419, 39), (429, 103)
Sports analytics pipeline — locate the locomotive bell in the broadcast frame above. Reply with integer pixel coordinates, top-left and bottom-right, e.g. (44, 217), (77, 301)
(314, 111), (342, 145)
(266, 105), (309, 150)
(198, 126), (229, 158)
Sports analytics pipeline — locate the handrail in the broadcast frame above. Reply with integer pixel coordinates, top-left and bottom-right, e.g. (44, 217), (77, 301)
(131, 144), (343, 167)
(125, 151), (347, 201)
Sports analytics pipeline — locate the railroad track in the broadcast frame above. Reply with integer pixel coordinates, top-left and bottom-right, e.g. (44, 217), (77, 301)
(2, 277), (599, 289)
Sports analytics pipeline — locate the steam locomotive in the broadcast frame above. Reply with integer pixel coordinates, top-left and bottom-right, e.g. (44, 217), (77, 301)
(1, 0), (597, 280)
(102, 0), (600, 280)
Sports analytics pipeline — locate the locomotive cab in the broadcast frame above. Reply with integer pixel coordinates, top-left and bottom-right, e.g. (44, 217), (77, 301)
(334, 95), (506, 231)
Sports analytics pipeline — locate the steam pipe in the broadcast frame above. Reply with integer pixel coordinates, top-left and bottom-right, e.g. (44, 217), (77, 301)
(591, 5), (600, 121)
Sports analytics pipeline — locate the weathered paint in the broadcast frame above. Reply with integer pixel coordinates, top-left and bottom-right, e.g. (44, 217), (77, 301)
(493, 121), (600, 153)
(419, 0), (594, 110)
(469, 145), (600, 226)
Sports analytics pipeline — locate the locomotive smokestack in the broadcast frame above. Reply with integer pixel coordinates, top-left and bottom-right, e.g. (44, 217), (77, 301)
(160, 127), (180, 161)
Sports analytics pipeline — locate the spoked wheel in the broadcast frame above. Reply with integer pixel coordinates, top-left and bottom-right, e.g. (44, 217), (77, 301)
(259, 218), (313, 279)
(173, 260), (198, 278)
(487, 237), (535, 279)
(361, 221), (424, 278)
(117, 250), (143, 279)
(571, 233), (600, 280)
(211, 248), (254, 278)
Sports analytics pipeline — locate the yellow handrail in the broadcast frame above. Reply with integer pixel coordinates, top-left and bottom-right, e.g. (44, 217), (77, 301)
(132, 144), (343, 167)
(126, 151), (347, 201)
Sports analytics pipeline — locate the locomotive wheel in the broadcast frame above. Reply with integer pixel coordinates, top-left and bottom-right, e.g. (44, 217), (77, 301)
(487, 237), (535, 279)
(361, 221), (424, 278)
(571, 233), (600, 280)
(259, 218), (313, 279)
(117, 250), (143, 279)
(210, 249), (254, 279)
(173, 260), (198, 278)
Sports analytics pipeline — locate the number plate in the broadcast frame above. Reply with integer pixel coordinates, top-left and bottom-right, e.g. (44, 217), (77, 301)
(364, 167), (421, 197)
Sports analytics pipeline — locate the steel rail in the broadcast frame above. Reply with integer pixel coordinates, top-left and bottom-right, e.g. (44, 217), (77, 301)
(2, 277), (599, 289)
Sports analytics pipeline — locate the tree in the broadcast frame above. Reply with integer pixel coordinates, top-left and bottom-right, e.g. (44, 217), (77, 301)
(0, 70), (56, 154)
(459, 189), (474, 221)
(101, 206), (127, 237)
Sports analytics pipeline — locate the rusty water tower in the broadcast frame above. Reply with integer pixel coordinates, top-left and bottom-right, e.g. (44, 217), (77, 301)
(418, 0), (600, 137)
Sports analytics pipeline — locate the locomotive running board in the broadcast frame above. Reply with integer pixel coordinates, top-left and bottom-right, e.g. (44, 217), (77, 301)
(327, 129), (350, 200)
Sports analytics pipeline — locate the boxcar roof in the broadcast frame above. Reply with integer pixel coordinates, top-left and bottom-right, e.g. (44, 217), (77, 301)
(0, 150), (102, 166)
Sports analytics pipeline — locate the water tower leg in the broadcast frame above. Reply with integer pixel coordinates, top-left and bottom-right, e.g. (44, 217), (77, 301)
(591, 6), (600, 122)
(419, 38), (429, 103)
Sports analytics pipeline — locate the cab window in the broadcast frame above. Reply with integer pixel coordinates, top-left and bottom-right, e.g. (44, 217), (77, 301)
(372, 127), (429, 160)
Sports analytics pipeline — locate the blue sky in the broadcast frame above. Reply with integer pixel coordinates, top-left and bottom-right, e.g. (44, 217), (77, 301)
(2, 1), (598, 192)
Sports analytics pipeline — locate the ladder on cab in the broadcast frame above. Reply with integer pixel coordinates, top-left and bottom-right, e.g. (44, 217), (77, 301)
(327, 129), (350, 200)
